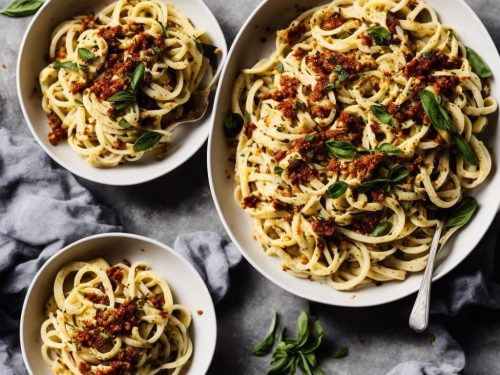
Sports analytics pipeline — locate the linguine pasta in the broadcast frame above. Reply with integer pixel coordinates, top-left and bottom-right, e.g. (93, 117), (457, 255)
(41, 259), (192, 375)
(40, 0), (217, 167)
(230, 0), (497, 290)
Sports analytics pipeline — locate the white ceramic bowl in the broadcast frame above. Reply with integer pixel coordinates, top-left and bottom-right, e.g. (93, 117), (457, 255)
(208, 0), (500, 307)
(20, 233), (216, 375)
(17, 0), (227, 186)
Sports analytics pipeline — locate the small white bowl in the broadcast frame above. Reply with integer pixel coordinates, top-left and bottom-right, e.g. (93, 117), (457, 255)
(20, 233), (217, 375)
(208, 0), (500, 307)
(17, 0), (227, 186)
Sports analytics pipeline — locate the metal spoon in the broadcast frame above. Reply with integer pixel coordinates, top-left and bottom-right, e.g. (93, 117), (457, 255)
(409, 220), (445, 332)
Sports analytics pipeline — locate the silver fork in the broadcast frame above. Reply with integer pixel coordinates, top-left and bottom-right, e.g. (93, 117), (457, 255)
(409, 220), (445, 332)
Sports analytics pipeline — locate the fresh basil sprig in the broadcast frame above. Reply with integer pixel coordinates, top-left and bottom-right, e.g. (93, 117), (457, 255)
(326, 141), (358, 160)
(366, 26), (392, 45)
(106, 62), (145, 111)
(466, 47), (493, 78)
(371, 221), (393, 237)
(51, 61), (78, 72)
(421, 89), (478, 165)
(224, 113), (244, 138)
(253, 310), (278, 356)
(195, 38), (218, 68)
(130, 62), (145, 93)
(78, 48), (95, 63)
(371, 104), (396, 128)
(325, 181), (348, 199)
(445, 197), (478, 228)
(0, 0), (43, 17)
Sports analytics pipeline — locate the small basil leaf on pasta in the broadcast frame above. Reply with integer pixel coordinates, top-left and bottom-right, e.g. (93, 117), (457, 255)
(0, 0), (43, 17)
(454, 134), (478, 165)
(133, 131), (162, 152)
(276, 61), (285, 73)
(423, 50), (434, 58)
(445, 197), (478, 228)
(326, 141), (356, 160)
(375, 143), (402, 154)
(107, 90), (135, 103)
(401, 201), (413, 211)
(74, 99), (83, 107)
(224, 113), (244, 138)
(245, 111), (251, 124)
(78, 48), (95, 63)
(333, 346), (349, 359)
(466, 47), (493, 78)
(195, 39), (218, 68)
(388, 166), (409, 182)
(274, 166), (284, 174)
(325, 181), (348, 199)
(420, 90), (456, 133)
(366, 26), (392, 45)
(358, 178), (388, 193)
(118, 118), (133, 129)
(51, 61), (78, 72)
(371, 221), (392, 237)
(371, 105), (396, 128)
(252, 310), (278, 356)
(130, 62), (146, 94)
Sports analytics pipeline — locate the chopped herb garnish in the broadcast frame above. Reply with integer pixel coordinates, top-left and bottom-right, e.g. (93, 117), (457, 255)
(274, 166), (284, 174)
(371, 221), (392, 237)
(371, 104), (396, 128)
(366, 26), (392, 46)
(325, 181), (348, 199)
(78, 47), (95, 63)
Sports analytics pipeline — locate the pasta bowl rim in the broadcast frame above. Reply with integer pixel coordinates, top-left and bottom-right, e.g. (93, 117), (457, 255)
(16, 0), (228, 186)
(208, 0), (500, 307)
(20, 232), (217, 375)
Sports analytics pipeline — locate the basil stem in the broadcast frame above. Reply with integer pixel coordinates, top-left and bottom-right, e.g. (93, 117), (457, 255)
(253, 310), (279, 356)
(133, 131), (162, 152)
(371, 104), (396, 128)
(0, 0), (43, 17)
(445, 197), (478, 228)
(371, 221), (392, 237)
(325, 181), (348, 199)
(466, 47), (493, 78)
(78, 48), (95, 63)
(224, 113), (244, 138)
(366, 26), (392, 45)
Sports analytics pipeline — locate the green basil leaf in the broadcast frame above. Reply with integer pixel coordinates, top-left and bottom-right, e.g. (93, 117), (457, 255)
(295, 100), (306, 110)
(295, 311), (310, 349)
(401, 201), (413, 211)
(267, 356), (292, 375)
(326, 141), (356, 160)
(107, 90), (136, 103)
(130, 62), (145, 94)
(375, 143), (402, 154)
(371, 105), (396, 128)
(466, 47), (493, 78)
(366, 26), (392, 45)
(335, 71), (349, 87)
(358, 178), (390, 193)
(311, 367), (326, 375)
(277, 61), (285, 73)
(224, 113), (244, 138)
(245, 110), (251, 124)
(274, 166), (284, 174)
(388, 166), (409, 183)
(195, 39), (218, 68)
(371, 221), (392, 237)
(420, 90), (456, 133)
(112, 100), (135, 112)
(303, 320), (325, 354)
(333, 346), (349, 359)
(150, 45), (161, 55)
(299, 352), (314, 375)
(423, 51), (434, 58)
(0, 0), (43, 17)
(323, 83), (336, 92)
(325, 181), (348, 199)
(51, 61), (78, 72)
(305, 134), (315, 142)
(78, 48), (95, 63)
(74, 99), (83, 107)
(133, 131), (162, 152)
(118, 117), (133, 129)
(454, 134), (478, 166)
(334, 64), (343, 72)
(252, 310), (278, 356)
(445, 197), (477, 228)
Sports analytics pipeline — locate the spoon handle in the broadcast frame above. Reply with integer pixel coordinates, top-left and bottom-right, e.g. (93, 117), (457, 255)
(409, 220), (445, 333)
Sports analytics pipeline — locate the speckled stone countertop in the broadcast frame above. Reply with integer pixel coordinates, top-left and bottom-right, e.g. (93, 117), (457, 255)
(1, 0), (500, 374)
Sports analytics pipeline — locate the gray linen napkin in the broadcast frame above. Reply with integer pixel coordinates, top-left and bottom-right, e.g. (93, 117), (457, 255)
(0, 127), (241, 373)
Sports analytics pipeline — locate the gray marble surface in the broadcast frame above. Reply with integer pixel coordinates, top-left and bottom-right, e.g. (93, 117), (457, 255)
(1, 0), (500, 374)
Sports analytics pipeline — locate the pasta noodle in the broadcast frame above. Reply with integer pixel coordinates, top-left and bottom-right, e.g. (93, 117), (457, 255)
(40, 0), (218, 167)
(229, 0), (497, 290)
(41, 259), (192, 375)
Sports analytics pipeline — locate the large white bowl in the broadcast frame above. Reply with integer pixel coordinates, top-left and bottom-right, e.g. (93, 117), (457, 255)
(20, 233), (217, 375)
(17, 0), (227, 186)
(208, 0), (500, 307)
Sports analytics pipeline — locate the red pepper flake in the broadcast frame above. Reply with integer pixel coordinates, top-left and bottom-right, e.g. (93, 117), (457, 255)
(197, 310), (204, 315)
